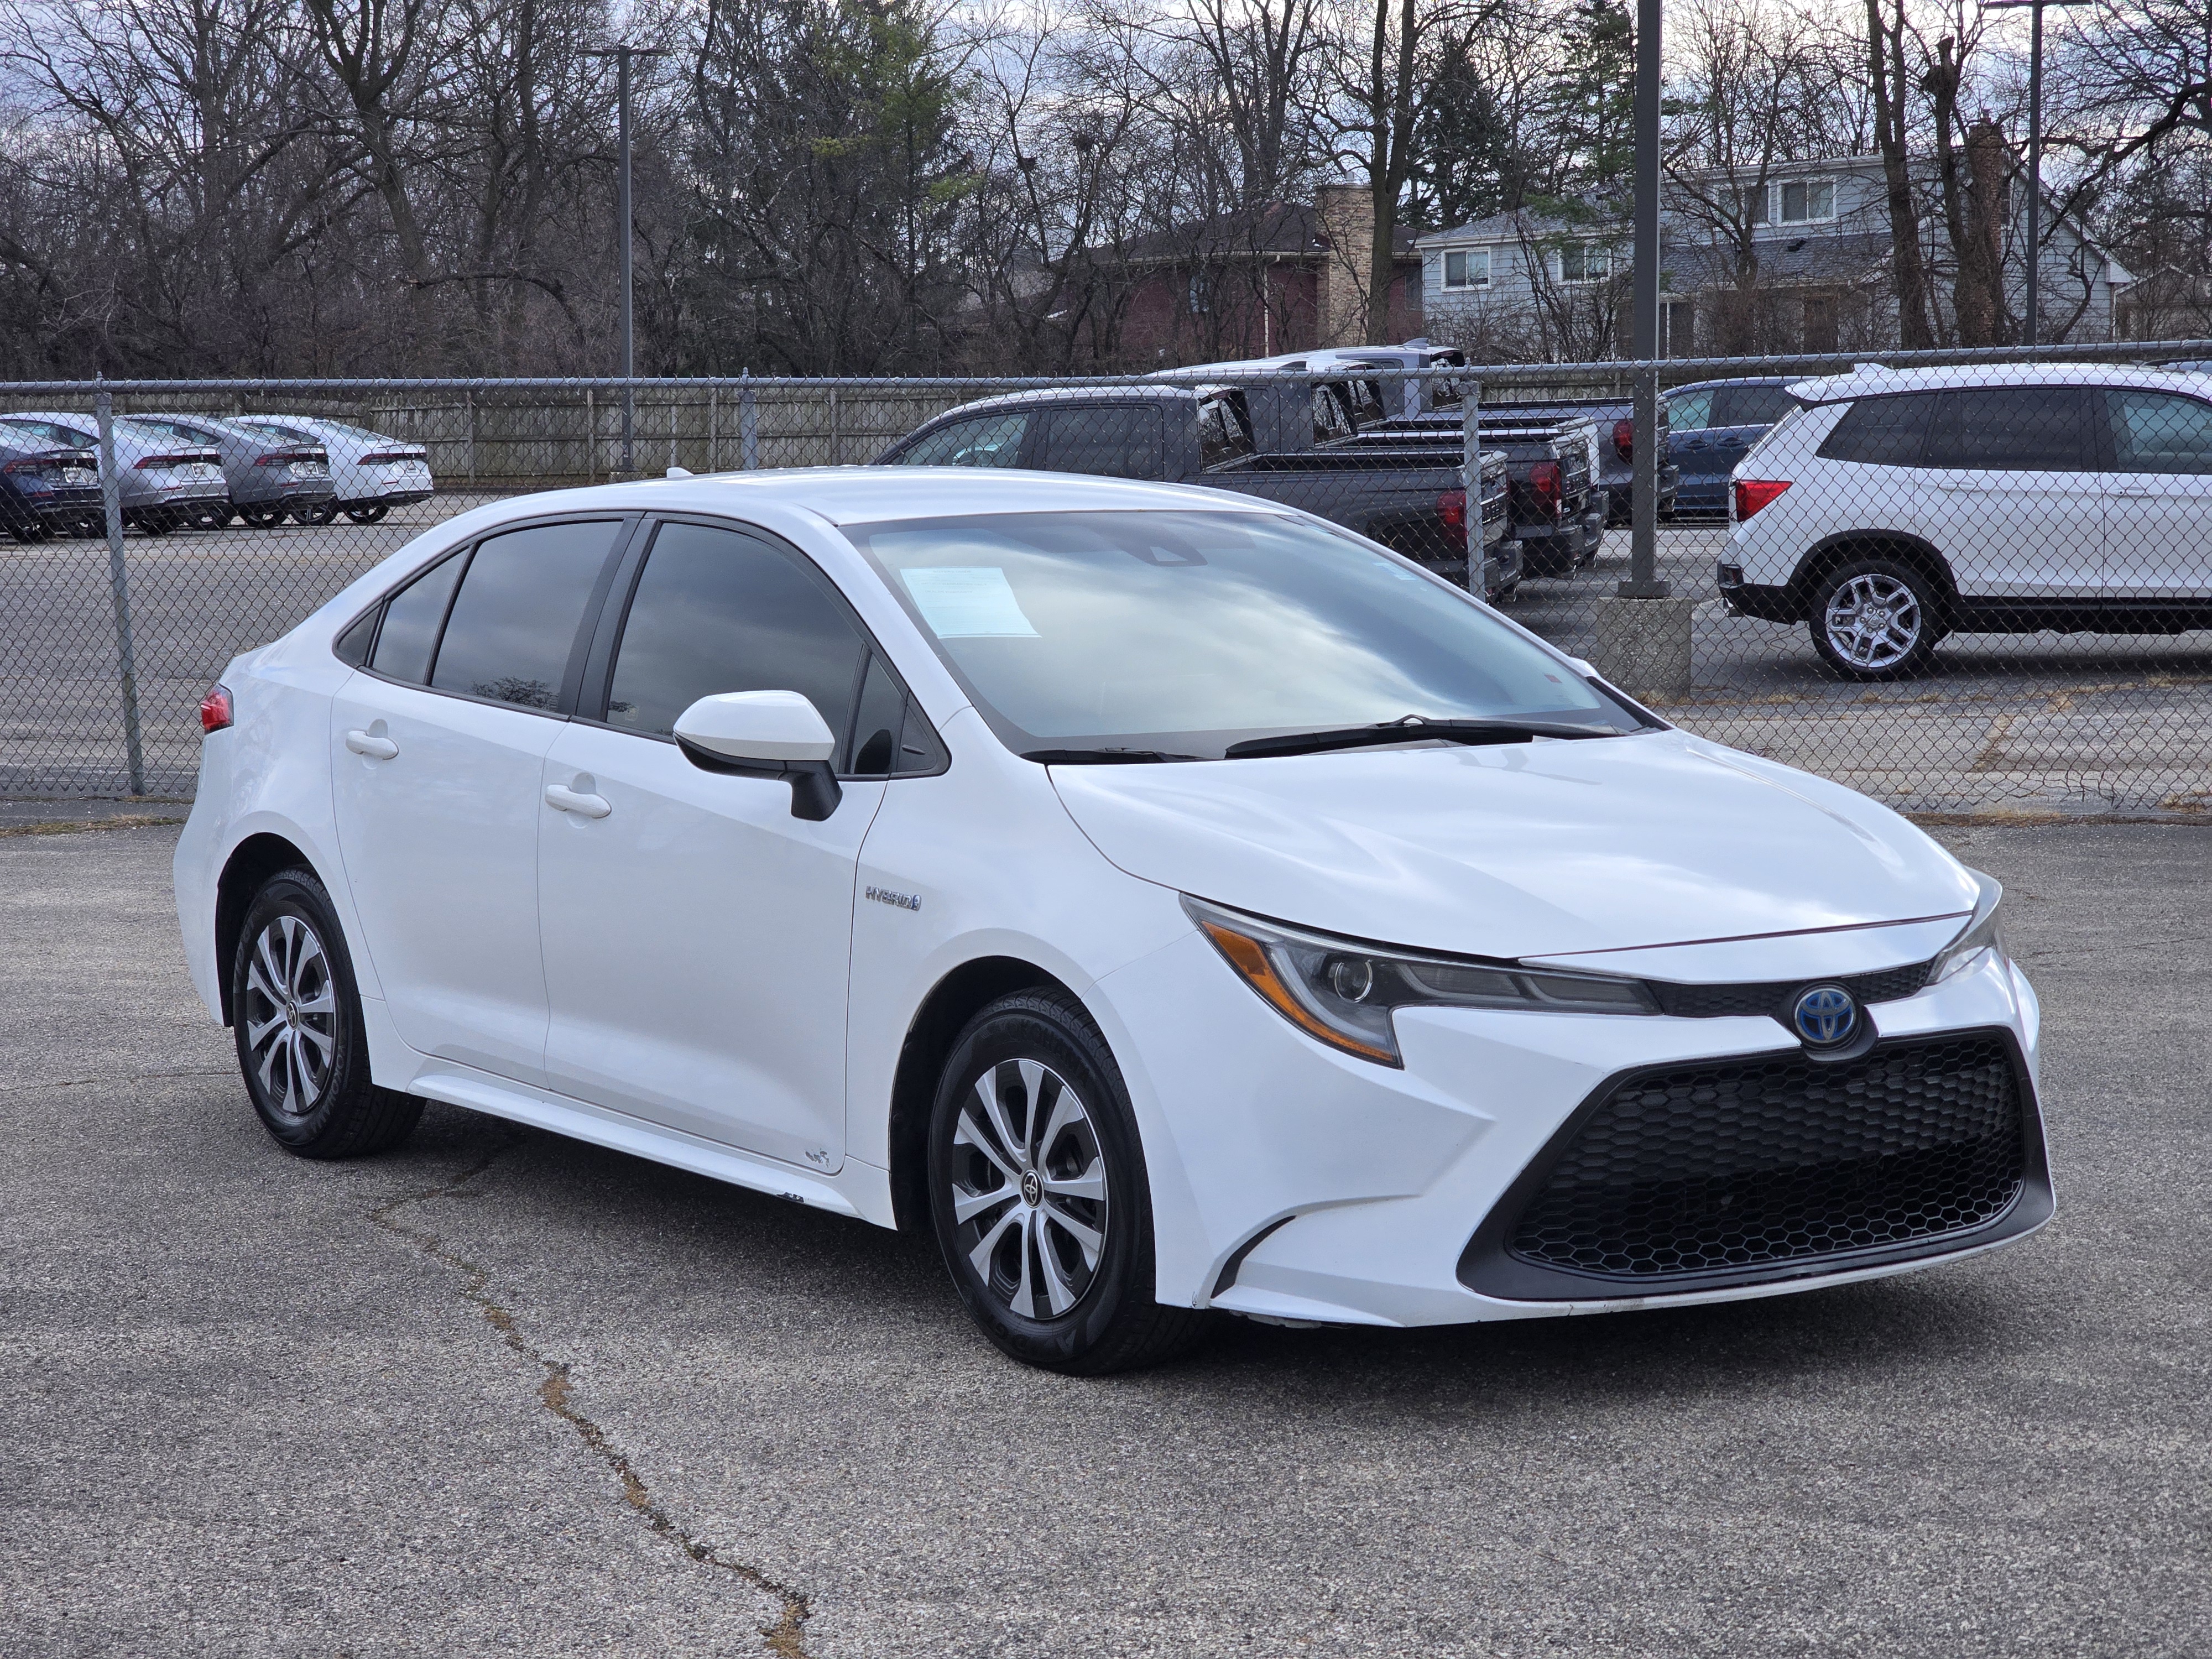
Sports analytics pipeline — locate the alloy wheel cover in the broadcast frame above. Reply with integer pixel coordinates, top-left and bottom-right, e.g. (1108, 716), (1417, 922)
(949, 1058), (1111, 1319)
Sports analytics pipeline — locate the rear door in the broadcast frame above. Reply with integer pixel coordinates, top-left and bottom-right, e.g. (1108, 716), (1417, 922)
(330, 515), (629, 1085)
(1922, 386), (2104, 599)
(2102, 387), (2212, 599)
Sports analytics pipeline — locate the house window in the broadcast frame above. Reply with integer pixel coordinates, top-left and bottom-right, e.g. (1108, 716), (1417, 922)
(1742, 185), (1768, 226)
(1558, 243), (1611, 284)
(1779, 179), (1835, 223)
(1187, 272), (1209, 314)
(1443, 248), (1490, 289)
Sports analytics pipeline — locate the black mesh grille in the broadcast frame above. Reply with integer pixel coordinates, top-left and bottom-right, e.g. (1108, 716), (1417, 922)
(1505, 1035), (2025, 1283)
(1648, 959), (1934, 1021)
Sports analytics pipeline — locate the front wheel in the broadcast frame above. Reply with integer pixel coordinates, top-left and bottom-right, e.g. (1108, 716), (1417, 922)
(291, 500), (338, 526)
(1808, 557), (1944, 680)
(231, 869), (422, 1158)
(238, 505), (287, 529)
(927, 990), (1208, 1374)
(343, 504), (390, 525)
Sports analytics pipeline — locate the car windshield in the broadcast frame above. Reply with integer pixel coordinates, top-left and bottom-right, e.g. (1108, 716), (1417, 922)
(843, 509), (1639, 758)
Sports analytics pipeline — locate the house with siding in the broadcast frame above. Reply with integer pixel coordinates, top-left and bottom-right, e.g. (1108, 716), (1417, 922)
(1417, 155), (2132, 359)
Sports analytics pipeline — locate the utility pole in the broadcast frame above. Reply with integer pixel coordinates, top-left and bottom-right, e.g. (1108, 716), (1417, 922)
(1986, 0), (2088, 347)
(586, 43), (669, 475)
(1620, 0), (1666, 600)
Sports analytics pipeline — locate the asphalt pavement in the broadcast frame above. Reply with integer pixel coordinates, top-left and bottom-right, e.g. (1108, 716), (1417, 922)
(2, 820), (2209, 1658)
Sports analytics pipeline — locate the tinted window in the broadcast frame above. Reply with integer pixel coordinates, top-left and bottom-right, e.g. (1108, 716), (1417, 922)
(1712, 385), (1799, 427)
(2107, 390), (2212, 475)
(1664, 389), (1714, 432)
(604, 522), (869, 760)
(430, 520), (621, 710)
(1817, 393), (1938, 466)
(2, 419), (90, 448)
(1202, 395), (1258, 465)
(849, 653), (906, 777)
(369, 550), (467, 683)
(891, 412), (1029, 467)
(1926, 387), (2096, 472)
(1039, 405), (1165, 478)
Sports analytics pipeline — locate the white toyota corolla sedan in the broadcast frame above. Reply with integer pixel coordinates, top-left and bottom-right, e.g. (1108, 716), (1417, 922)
(175, 469), (2051, 1372)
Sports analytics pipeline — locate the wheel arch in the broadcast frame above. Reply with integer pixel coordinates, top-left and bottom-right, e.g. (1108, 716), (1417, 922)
(213, 832), (320, 1025)
(886, 955), (1074, 1233)
(1787, 531), (1959, 623)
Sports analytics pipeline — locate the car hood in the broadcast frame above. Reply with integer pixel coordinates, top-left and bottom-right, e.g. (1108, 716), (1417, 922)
(1048, 730), (1977, 965)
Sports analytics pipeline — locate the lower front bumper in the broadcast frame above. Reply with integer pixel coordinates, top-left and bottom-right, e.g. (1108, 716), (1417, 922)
(1097, 932), (2045, 1327)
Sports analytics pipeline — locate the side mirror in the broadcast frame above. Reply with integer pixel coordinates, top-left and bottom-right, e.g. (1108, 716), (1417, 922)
(672, 691), (843, 821)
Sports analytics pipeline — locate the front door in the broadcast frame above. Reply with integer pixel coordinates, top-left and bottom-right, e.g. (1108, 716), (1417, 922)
(536, 518), (900, 1170)
(330, 517), (628, 1084)
(1922, 385), (2105, 601)
(2102, 387), (2212, 599)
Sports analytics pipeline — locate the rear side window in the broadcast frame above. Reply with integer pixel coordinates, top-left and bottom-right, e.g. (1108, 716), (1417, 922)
(369, 550), (467, 683)
(1817, 393), (1938, 466)
(430, 520), (623, 710)
(1039, 405), (1165, 478)
(1713, 385), (1799, 426)
(891, 412), (1029, 467)
(1925, 387), (2097, 471)
(1202, 395), (1258, 465)
(1664, 389), (1714, 432)
(2107, 390), (2212, 474)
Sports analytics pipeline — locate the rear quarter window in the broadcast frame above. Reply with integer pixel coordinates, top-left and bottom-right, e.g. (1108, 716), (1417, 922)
(1815, 393), (1938, 466)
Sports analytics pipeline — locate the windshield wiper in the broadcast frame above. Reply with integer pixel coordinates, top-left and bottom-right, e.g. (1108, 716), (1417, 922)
(1222, 717), (1618, 760)
(1021, 747), (1204, 765)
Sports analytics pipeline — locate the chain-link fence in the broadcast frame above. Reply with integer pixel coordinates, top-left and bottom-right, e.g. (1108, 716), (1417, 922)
(6, 343), (2212, 814)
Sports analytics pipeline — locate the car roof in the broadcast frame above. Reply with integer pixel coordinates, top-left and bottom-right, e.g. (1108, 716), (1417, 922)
(465, 466), (1306, 529)
(1664, 377), (1794, 393)
(926, 385), (1198, 421)
(0, 411), (93, 430)
(1787, 362), (2212, 404)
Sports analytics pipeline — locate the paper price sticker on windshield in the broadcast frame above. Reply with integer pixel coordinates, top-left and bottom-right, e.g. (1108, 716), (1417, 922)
(900, 567), (1039, 638)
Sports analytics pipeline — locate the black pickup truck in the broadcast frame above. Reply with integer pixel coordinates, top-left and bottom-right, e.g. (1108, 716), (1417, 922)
(1339, 411), (1604, 578)
(1363, 395), (1678, 527)
(875, 384), (1516, 597)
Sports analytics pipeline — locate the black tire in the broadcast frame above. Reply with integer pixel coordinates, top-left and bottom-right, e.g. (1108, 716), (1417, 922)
(130, 509), (173, 536)
(186, 504), (236, 530)
(291, 500), (338, 526)
(238, 505), (286, 529)
(343, 504), (390, 525)
(230, 868), (422, 1159)
(65, 512), (104, 538)
(927, 990), (1209, 1375)
(1807, 556), (1945, 680)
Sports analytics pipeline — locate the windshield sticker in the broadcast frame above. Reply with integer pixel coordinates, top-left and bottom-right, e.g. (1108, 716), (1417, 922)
(900, 566), (1040, 638)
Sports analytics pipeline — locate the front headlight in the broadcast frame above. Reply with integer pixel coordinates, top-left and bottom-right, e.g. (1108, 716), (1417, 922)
(1928, 870), (2006, 986)
(1182, 895), (1653, 1067)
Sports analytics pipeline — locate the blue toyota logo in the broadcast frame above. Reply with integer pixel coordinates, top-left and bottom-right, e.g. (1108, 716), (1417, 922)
(1793, 985), (1858, 1046)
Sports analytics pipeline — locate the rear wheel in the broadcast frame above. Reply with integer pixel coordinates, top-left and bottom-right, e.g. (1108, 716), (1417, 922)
(238, 505), (286, 529)
(186, 503), (236, 530)
(1808, 557), (1944, 680)
(291, 500), (338, 526)
(343, 504), (390, 525)
(131, 509), (174, 536)
(231, 869), (422, 1159)
(927, 990), (1208, 1374)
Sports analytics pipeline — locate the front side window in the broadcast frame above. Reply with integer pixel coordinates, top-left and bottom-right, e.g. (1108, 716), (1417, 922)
(2107, 389), (2212, 474)
(890, 411), (1030, 468)
(429, 520), (623, 710)
(604, 520), (869, 758)
(1817, 393), (1938, 466)
(1038, 405), (1165, 479)
(1925, 387), (2098, 472)
(1443, 249), (1490, 289)
(844, 510), (1637, 758)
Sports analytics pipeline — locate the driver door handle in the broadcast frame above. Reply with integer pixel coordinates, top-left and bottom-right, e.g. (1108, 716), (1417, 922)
(544, 783), (612, 819)
(345, 729), (399, 760)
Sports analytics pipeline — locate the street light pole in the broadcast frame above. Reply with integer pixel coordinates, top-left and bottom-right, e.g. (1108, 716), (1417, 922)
(1986, 0), (2086, 348)
(586, 43), (668, 476)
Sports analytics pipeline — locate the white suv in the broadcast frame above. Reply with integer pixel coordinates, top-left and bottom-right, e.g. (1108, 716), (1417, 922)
(1718, 363), (2212, 677)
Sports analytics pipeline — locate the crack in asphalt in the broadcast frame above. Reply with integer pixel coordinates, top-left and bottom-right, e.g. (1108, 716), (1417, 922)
(370, 1137), (814, 1657)
(0, 1068), (233, 1096)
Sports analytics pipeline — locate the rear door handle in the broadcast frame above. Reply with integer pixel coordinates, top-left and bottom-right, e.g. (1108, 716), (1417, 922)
(345, 729), (399, 760)
(544, 783), (612, 819)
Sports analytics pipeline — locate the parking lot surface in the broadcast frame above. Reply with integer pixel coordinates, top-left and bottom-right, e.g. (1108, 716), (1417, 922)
(3, 822), (2209, 1658)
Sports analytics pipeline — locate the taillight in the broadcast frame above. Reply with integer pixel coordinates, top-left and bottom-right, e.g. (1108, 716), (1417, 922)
(200, 684), (233, 733)
(1436, 489), (1467, 530)
(359, 451), (421, 466)
(1612, 418), (1634, 461)
(1530, 460), (1563, 516)
(0, 458), (50, 477)
(1734, 478), (1792, 520)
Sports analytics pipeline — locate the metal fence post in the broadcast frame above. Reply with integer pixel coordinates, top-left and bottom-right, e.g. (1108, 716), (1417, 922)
(93, 387), (147, 796)
(1462, 377), (1482, 591)
(1621, 363), (1666, 596)
(830, 386), (841, 465)
(708, 386), (719, 471)
(466, 388), (477, 486)
(739, 372), (759, 469)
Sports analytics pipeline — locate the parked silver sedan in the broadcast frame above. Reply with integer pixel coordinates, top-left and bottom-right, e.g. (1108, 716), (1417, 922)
(0, 412), (229, 534)
(228, 415), (434, 524)
(131, 414), (336, 528)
